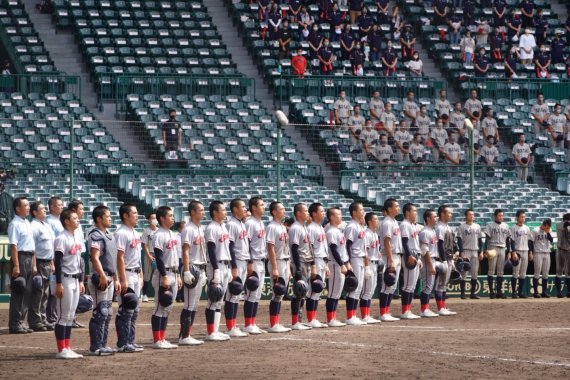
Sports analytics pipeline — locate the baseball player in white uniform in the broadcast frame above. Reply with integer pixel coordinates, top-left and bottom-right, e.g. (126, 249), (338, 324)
(510, 210), (533, 299)
(361, 212), (382, 324)
(115, 204), (144, 353)
(484, 209), (512, 299)
(53, 209), (84, 359)
(555, 214), (570, 298)
(244, 197), (268, 335)
(457, 209), (484, 299)
(141, 212), (158, 303)
(151, 206), (181, 349)
(379, 198), (402, 322)
(418, 209), (439, 318)
(399, 203), (421, 320)
(265, 201), (292, 333)
(344, 202), (370, 325)
(531, 219), (553, 298)
(225, 198), (251, 338)
(305, 202), (330, 328)
(325, 207), (349, 327)
(434, 205), (457, 316)
(179, 201), (208, 345)
(204, 201), (231, 341)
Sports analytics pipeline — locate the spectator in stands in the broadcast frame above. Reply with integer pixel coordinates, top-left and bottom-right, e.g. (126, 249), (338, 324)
(476, 19), (491, 46)
(349, 0), (364, 25)
(410, 133), (426, 164)
(565, 96), (570, 131)
(350, 42), (365, 76)
(291, 48), (308, 77)
(493, 0), (508, 35)
(268, 3), (282, 41)
(357, 6), (373, 42)
(380, 102), (398, 138)
(507, 8), (523, 43)
(479, 136), (499, 166)
(258, 0), (271, 21)
(334, 90), (353, 127)
(430, 117), (448, 163)
(434, 0), (448, 27)
(531, 92), (549, 134)
(482, 108), (500, 144)
(36, 0), (53, 14)
(435, 89), (451, 118)
(519, 28), (536, 64)
(361, 119), (379, 152)
(2, 61), (11, 75)
(289, 0), (302, 23)
(460, 31), (476, 63)
(467, 111), (483, 148)
(547, 104), (566, 149)
(318, 37), (335, 74)
(162, 109), (181, 160)
(369, 90), (384, 127)
(369, 24), (383, 63)
(382, 40), (398, 76)
(474, 47), (491, 77)
(550, 31), (566, 65)
(403, 91), (419, 129)
(533, 8), (548, 47)
(519, 0), (536, 29)
(376, 0), (390, 25)
(447, 7), (462, 45)
(444, 132), (463, 165)
(298, 6), (314, 41)
(407, 52), (424, 77)
(400, 24), (416, 62)
(504, 45), (521, 80)
(390, 5), (404, 41)
(328, 2), (344, 42)
(462, 0), (477, 30)
(416, 104), (432, 143)
(278, 20), (292, 60)
(341, 24), (355, 61)
(373, 134), (395, 164)
(489, 29), (503, 63)
(534, 44), (551, 79)
(512, 133), (532, 182)
(348, 105), (366, 140)
(449, 101), (466, 141)
(308, 24), (324, 62)
(464, 89), (482, 122)
(394, 120), (413, 162)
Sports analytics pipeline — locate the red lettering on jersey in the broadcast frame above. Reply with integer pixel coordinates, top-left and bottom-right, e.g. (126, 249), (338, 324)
(239, 230), (248, 240)
(69, 244), (82, 255)
(130, 238), (141, 248)
(303, 236), (309, 243)
(394, 227), (400, 236)
(166, 239), (178, 249)
(317, 234), (325, 242)
(279, 232), (287, 241)
(358, 231), (366, 239)
(219, 233), (230, 243)
(257, 229), (266, 239)
(370, 240), (379, 248)
(340, 236), (346, 245)
(431, 236), (437, 244)
(193, 236), (203, 245)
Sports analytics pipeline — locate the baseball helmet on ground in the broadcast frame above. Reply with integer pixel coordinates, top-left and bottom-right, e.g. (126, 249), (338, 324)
(344, 270), (359, 293)
(245, 271), (260, 291)
(207, 283), (223, 303)
(11, 277), (26, 295)
(32, 274), (43, 291)
(228, 276), (244, 296)
(292, 279), (308, 299)
(449, 270), (462, 285)
(484, 249), (497, 260)
(121, 288), (138, 310)
(383, 267), (397, 287)
(311, 274), (324, 293)
(76, 294), (93, 314)
(158, 287), (174, 307)
(273, 277), (287, 296)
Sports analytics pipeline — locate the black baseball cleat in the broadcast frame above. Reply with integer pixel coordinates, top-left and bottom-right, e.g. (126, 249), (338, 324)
(490, 293), (496, 299)
(518, 294), (528, 299)
(557, 293), (564, 298)
(534, 293), (541, 298)
(512, 293), (518, 299)
(9, 328), (30, 334)
(460, 294), (467, 300)
(470, 294), (480, 299)
(541, 293), (550, 298)
(497, 293), (507, 299)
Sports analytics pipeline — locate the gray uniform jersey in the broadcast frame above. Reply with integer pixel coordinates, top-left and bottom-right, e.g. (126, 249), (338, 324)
(512, 143), (531, 159)
(485, 221), (511, 248)
(333, 99), (353, 119)
(457, 223), (482, 251)
(344, 220), (367, 258)
(88, 228), (117, 274)
(326, 226), (349, 263)
(245, 217), (267, 260)
(394, 130), (413, 145)
(435, 221), (454, 259)
(380, 216), (403, 254)
(449, 111), (466, 130)
(430, 127), (448, 148)
(415, 115), (431, 136)
(31, 218), (55, 260)
(153, 227), (179, 268)
(510, 224), (532, 251)
(205, 221), (231, 262)
(480, 144), (499, 163)
(532, 227), (552, 253)
(374, 144), (393, 161)
(142, 227), (157, 250)
(380, 111), (398, 130)
(369, 98), (384, 121)
(419, 227), (438, 258)
(266, 221), (290, 260)
(365, 228), (381, 261)
(531, 102), (549, 124)
(400, 220), (421, 254)
(54, 230), (83, 278)
(181, 222), (207, 265)
(547, 113), (566, 133)
(288, 221), (312, 263)
(115, 224), (142, 269)
(306, 222), (328, 258)
(481, 117), (498, 136)
(227, 216), (250, 261)
(444, 142), (462, 161)
(435, 99), (451, 117)
(464, 98), (482, 117)
(403, 99), (419, 122)
(410, 143), (425, 161)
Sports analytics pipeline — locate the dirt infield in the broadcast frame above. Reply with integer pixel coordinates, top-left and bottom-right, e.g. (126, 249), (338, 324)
(1, 299), (569, 379)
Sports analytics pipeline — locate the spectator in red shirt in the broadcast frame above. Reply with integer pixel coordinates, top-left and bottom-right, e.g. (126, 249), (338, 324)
(292, 48), (308, 77)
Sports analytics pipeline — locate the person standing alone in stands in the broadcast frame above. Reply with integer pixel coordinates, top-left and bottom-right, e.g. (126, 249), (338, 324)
(162, 109), (182, 160)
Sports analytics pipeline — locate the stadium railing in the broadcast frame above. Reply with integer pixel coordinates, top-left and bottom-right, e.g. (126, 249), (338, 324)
(0, 74), (81, 99)
(466, 78), (570, 102)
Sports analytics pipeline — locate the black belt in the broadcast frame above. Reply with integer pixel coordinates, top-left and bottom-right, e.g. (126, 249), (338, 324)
(218, 260), (230, 265)
(195, 264), (206, 270)
(370, 260), (379, 264)
(63, 273), (82, 279)
(36, 258), (52, 263)
(126, 267), (141, 273)
(18, 251), (34, 256)
(278, 258), (290, 261)
(165, 267), (179, 273)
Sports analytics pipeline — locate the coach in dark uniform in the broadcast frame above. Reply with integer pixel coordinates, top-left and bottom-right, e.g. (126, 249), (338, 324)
(533, 9), (548, 47)
(8, 197), (36, 334)
(550, 32), (565, 64)
(162, 109), (181, 159)
(340, 24), (355, 61)
(519, 0), (535, 29)
(317, 38), (334, 75)
(474, 48), (490, 77)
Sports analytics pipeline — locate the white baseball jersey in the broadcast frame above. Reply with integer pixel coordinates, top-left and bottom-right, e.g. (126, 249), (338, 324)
(266, 221), (290, 260)
(326, 225), (349, 264)
(435, 98), (451, 116)
(482, 117), (498, 137)
(380, 216), (402, 254)
(531, 102), (549, 124)
(444, 142), (462, 161)
(531, 227), (552, 253)
(464, 98), (482, 116)
(449, 111), (466, 130)
(333, 98), (352, 119)
(205, 221), (231, 262)
(369, 98), (384, 121)
(548, 113), (566, 134)
(306, 221), (328, 258)
(54, 229), (83, 278)
(415, 114), (431, 136)
(400, 220), (420, 253)
(403, 99), (419, 122)
(365, 228), (380, 261)
(142, 226), (157, 250)
(419, 226), (438, 258)
(410, 142), (425, 161)
(485, 221), (511, 247)
(245, 217), (267, 260)
(288, 221), (312, 263)
(115, 224), (142, 269)
(227, 216), (250, 261)
(512, 143), (531, 159)
(181, 222), (207, 265)
(380, 111), (397, 130)
(510, 224), (532, 251)
(344, 219), (367, 258)
(457, 222), (482, 251)
(374, 144), (393, 161)
(430, 127), (448, 148)
(480, 144), (499, 163)
(153, 227), (179, 268)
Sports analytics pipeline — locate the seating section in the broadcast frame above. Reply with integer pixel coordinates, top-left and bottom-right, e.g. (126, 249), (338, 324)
(0, 0), (56, 73)
(0, 91), (135, 167)
(342, 174), (570, 227)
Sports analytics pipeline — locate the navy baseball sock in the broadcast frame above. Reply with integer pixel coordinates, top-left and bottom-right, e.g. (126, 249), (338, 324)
(142, 281), (148, 296)
(420, 292), (430, 311)
(253, 302), (259, 322)
(434, 291), (444, 310)
(291, 297), (300, 324)
(541, 278), (549, 296)
(511, 278), (517, 295)
(151, 315), (161, 342)
(345, 297), (357, 318)
(55, 324), (65, 352)
(270, 300), (280, 315)
(533, 278), (539, 294)
(487, 276), (494, 294)
(305, 298), (317, 321)
(554, 277), (562, 295)
(325, 298), (335, 313)
(244, 301), (255, 326)
(180, 309), (192, 338)
(224, 301), (233, 329)
(566, 278), (570, 295)
(64, 325), (72, 349)
(497, 276), (504, 295)
(205, 308), (215, 335)
(379, 293), (389, 315)
(518, 278), (525, 296)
